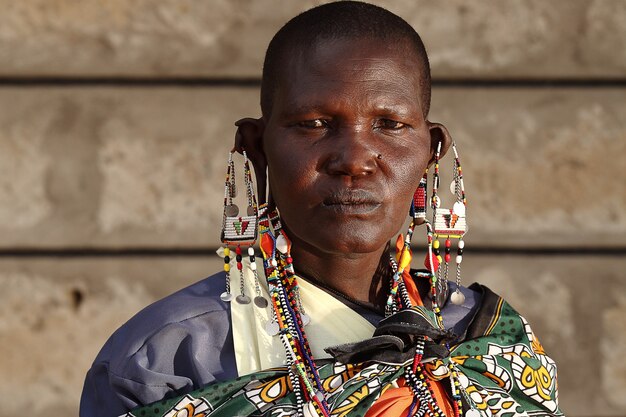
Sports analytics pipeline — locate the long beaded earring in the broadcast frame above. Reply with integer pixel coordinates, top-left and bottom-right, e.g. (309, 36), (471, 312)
(412, 171), (428, 225)
(386, 171), (429, 317)
(402, 168), (446, 319)
(430, 141), (467, 305)
(218, 150), (267, 307)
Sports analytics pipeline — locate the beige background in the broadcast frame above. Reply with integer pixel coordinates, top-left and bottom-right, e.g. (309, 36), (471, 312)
(0, 1), (625, 416)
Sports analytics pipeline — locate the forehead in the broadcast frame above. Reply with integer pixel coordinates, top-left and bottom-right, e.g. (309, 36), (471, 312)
(272, 37), (424, 115)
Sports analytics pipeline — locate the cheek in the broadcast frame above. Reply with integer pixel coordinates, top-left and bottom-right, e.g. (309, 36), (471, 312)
(388, 150), (429, 194)
(266, 144), (319, 206)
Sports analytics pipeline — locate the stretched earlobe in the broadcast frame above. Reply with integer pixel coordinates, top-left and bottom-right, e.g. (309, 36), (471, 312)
(234, 118), (267, 205)
(426, 122), (452, 166)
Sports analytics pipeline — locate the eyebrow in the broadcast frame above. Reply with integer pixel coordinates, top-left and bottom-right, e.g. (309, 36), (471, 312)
(278, 100), (420, 119)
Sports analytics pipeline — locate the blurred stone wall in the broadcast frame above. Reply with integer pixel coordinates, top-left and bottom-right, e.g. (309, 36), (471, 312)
(0, 1), (624, 416)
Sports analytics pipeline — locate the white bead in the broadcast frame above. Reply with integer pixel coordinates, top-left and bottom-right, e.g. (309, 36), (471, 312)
(452, 201), (465, 216)
(248, 246), (255, 256)
(216, 247), (225, 257)
(270, 259), (277, 267)
(458, 240), (465, 249)
(249, 261), (257, 271)
(466, 409), (482, 417)
(456, 255), (463, 264)
(275, 234), (289, 254)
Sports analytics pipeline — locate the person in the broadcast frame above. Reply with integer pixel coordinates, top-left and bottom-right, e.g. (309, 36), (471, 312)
(80, 2), (563, 416)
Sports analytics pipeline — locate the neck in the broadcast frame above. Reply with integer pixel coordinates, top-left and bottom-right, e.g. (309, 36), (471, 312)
(288, 237), (392, 311)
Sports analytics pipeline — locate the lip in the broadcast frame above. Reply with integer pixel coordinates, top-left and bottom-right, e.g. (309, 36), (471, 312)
(321, 189), (382, 215)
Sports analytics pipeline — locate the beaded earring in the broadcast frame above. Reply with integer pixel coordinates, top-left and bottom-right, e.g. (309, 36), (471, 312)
(411, 171), (428, 225)
(218, 150), (268, 307)
(429, 141), (467, 305)
(402, 168), (447, 313)
(386, 172), (429, 317)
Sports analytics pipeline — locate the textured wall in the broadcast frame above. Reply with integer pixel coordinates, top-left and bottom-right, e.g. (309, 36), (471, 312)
(0, 1), (624, 416)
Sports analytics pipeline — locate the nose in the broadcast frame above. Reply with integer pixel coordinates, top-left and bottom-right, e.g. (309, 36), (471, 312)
(324, 129), (379, 178)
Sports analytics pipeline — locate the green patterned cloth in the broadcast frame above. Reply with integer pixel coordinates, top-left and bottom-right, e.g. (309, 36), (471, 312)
(122, 286), (563, 417)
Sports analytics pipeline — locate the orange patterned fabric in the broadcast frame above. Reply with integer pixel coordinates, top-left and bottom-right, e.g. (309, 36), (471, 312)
(365, 237), (453, 416)
(365, 378), (455, 417)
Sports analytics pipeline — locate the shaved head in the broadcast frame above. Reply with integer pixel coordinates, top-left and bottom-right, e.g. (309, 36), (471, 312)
(261, 1), (431, 118)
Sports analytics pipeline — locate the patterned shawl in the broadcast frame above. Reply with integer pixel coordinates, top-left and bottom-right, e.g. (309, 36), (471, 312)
(121, 285), (562, 417)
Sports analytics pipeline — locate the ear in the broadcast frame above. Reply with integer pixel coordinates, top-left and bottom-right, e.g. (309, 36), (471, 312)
(234, 117), (267, 205)
(426, 121), (452, 166)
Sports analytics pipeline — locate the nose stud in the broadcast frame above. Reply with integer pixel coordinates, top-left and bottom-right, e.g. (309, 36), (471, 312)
(377, 154), (383, 160)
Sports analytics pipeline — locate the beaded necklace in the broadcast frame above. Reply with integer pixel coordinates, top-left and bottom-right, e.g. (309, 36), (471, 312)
(256, 202), (466, 417)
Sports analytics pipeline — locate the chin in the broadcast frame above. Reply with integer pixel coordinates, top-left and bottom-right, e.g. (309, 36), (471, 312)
(305, 223), (393, 255)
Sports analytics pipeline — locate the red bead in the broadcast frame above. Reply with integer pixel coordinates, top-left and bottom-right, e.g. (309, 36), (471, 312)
(445, 253), (451, 263)
(445, 239), (451, 248)
(286, 257), (293, 264)
(236, 246), (242, 255)
(237, 261), (243, 270)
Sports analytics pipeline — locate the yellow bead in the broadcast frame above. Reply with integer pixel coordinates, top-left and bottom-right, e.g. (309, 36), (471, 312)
(433, 240), (440, 249)
(223, 263), (230, 272)
(224, 247), (230, 256)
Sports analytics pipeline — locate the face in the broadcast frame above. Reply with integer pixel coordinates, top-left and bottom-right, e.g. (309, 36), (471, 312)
(262, 37), (434, 256)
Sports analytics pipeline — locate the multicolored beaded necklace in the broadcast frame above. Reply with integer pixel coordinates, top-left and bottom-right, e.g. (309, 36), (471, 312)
(254, 201), (467, 417)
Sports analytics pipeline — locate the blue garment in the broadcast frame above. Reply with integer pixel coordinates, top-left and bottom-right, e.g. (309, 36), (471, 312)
(80, 272), (480, 417)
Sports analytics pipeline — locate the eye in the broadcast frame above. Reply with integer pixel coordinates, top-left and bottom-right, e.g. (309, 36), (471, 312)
(297, 119), (328, 129)
(374, 119), (407, 130)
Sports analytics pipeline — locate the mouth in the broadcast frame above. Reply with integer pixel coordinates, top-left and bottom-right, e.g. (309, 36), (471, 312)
(321, 189), (382, 214)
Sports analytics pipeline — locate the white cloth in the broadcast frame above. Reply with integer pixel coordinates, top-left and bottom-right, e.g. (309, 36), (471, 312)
(231, 264), (376, 375)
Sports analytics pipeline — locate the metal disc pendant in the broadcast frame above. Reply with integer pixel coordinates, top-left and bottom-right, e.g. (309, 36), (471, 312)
(450, 180), (458, 195)
(451, 289), (465, 305)
(466, 409), (482, 417)
(225, 204), (239, 217)
(303, 401), (317, 417)
(246, 206), (256, 216)
(254, 295), (268, 308)
(265, 320), (279, 336)
(236, 294), (251, 304)
(220, 292), (234, 302)
(301, 313), (311, 326)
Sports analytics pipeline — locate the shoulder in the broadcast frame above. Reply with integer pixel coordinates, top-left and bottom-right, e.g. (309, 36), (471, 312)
(80, 272), (236, 416)
(97, 272), (230, 363)
(449, 284), (563, 415)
